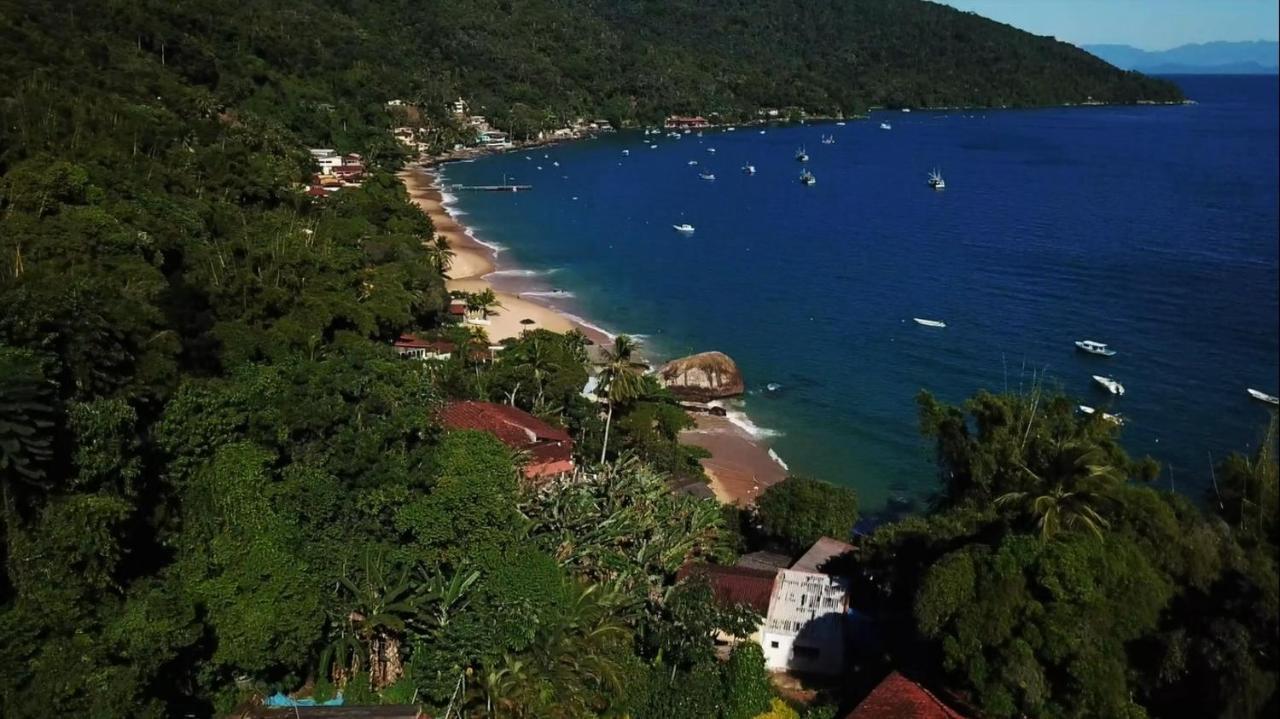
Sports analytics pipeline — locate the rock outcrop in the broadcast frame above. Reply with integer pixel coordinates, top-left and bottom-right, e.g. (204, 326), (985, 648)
(658, 351), (744, 401)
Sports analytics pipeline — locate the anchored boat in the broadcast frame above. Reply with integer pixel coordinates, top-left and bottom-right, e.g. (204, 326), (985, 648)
(673, 223), (695, 234)
(913, 318), (946, 328)
(928, 168), (946, 190)
(1075, 340), (1117, 357)
(1247, 388), (1279, 405)
(1092, 375), (1125, 396)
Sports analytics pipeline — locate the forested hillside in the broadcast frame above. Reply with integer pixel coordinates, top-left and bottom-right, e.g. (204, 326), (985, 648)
(6, 2), (1267, 719)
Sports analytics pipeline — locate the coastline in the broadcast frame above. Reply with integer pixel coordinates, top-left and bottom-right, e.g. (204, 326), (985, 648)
(399, 163), (788, 506)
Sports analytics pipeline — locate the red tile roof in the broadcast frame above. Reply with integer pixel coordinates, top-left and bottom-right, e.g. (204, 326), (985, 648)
(677, 563), (776, 615)
(393, 334), (455, 352)
(438, 401), (572, 479)
(845, 672), (969, 719)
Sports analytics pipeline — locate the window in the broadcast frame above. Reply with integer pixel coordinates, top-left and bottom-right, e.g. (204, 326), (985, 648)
(770, 641), (779, 649)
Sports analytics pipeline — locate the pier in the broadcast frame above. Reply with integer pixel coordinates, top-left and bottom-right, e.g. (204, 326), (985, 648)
(450, 184), (533, 192)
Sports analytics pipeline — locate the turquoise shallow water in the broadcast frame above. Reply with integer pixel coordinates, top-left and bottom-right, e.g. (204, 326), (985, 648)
(440, 75), (1279, 512)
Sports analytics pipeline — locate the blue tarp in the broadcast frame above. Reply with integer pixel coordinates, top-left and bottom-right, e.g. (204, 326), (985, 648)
(264, 692), (345, 708)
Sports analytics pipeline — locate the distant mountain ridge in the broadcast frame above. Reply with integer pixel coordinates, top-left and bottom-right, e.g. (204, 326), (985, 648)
(1084, 41), (1279, 74)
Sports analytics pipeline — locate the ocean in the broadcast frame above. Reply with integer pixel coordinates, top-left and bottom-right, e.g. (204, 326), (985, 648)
(438, 75), (1279, 511)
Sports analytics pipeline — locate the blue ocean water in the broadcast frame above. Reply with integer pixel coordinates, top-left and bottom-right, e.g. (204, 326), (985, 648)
(441, 75), (1279, 510)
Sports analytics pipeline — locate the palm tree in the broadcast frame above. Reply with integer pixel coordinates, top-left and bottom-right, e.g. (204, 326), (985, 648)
(996, 440), (1122, 540)
(427, 233), (455, 275)
(596, 335), (645, 463)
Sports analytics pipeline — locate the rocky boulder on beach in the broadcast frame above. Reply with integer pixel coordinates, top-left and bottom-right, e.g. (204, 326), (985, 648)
(657, 351), (745, 401)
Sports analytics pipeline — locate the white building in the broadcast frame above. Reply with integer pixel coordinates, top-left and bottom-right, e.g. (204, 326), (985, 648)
(760, 568), (849, 674)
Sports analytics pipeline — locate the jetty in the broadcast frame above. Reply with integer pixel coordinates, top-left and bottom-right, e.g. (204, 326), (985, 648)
(450, 183), (533, 192)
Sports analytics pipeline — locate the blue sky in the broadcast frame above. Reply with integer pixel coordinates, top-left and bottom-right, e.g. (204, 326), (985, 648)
(936, 0), (1279, 50)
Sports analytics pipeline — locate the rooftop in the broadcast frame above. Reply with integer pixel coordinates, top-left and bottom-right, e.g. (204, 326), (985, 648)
(438, 401), (573, 479)
(791, 536), (856, 574)
(735, 550), (794, 572)
(844, 672), (969, 719)
(677, 563), (776, 615)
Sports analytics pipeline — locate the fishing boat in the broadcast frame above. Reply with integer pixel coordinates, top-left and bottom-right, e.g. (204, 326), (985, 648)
(1247, 388), (1279, 405)
(799, 169), (816, 185)
(742, 164), (756, 175)
(673, 224), (695, 233)
(880, 122), (892, 130)
(699, 171), (716, 181)
(927, 168), (946, 190)
(795, 147), (809, 162)
(1092, 375), (1125, 396)
(621, 149), (629, 156)
(1075, 340), (1117, 357)
(820, 134), (835, 145)
(1079, 405), (1125, 425)
(913, 318), (946, 328)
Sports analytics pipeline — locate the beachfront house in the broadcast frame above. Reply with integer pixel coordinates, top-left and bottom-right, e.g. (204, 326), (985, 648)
(665, 114), (710, 130)
(392, 334), (455, 361)
(479, 129), (512, 149)
(680, 536), (856, 675)
(439, 401), (575, 480)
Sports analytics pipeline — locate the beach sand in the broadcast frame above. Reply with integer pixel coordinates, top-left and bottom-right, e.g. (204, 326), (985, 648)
(401, 164), (787, 505)
(401, 168), (583, 342)
(680, 415), (789, 506)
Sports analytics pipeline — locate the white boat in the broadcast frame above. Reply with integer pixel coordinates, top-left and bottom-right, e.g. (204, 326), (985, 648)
(795, 147), (809, 162)
(1092, 375), (1125, 396)
(552, 161), (559, 167)
(727, 126), (736, 131)
(928, 168), (946, 190)
(688, 160), (698, 165)
(621, 149), (629, 156)
(683, 129), (691, 134)
(699, 171), (716, 181)
(820, 134), (835, 145)
(759, 129), (767, 134)
(913, 318), (946, 328)
(1079, 405), (1125, 425)
(742, 164), (756, 175)
(650, 144), (658, 149)
(1075, 340), (1117, 357)
(707, 147), (716, 153)
(880, 122), (892, 130)
(902, 108), (911, 113)
(673, 224), (695, 233)
(799, 169), (816, 185)
(1247, 388), (1279, 405)
(835, 121), (847, 126)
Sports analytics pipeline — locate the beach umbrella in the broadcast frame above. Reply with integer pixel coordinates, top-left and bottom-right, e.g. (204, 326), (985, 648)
(520, 318), (536, 325)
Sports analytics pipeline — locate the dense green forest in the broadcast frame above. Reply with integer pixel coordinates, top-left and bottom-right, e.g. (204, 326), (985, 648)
(1, 1), (1269, 718)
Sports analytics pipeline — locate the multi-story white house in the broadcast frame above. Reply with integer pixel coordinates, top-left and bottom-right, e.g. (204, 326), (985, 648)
(760, 568), (850, 674)
(680, 536), (855, 676)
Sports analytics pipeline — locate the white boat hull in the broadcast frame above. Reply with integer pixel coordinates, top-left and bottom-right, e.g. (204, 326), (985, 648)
(1092, 375), (1125, 396)
(913, 318), (946, 328)
(1247, 388), (1279, 405)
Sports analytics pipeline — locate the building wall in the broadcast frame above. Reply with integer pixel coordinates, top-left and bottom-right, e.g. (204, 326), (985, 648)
(761, 569), (849, 675)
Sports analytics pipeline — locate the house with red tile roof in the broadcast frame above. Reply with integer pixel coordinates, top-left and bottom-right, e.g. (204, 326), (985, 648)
(844, 671), (969, 719)
(677, 563), (777, 615)
(438, 401), (574, 480)
(392, 334), (455, 361)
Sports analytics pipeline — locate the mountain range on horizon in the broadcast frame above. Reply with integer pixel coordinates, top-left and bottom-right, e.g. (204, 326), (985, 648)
(1084, 40), (1279, 74)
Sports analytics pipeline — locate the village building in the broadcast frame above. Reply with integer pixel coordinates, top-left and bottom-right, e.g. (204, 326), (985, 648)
(665, 114), (711, 129)
(843, 671), (970, 719)
(392, 334), (455, 361)
(679, 536), (856, 675)
(438, 401), (575, 480)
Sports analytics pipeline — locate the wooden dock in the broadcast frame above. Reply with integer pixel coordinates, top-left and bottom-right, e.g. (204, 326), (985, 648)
(450, 184), (533, 192)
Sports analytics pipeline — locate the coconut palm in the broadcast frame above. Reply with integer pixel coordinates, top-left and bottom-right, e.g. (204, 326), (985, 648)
(427, 233), (455, 274)
(996, 440), (1123, 540)
(596, 335), (645, 463)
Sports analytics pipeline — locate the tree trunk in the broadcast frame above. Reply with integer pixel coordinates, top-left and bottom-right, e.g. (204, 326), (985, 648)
(599, 401), (613, 464)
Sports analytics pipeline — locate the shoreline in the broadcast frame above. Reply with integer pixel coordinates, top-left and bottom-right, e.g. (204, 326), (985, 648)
(399, 163), (788, 505)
